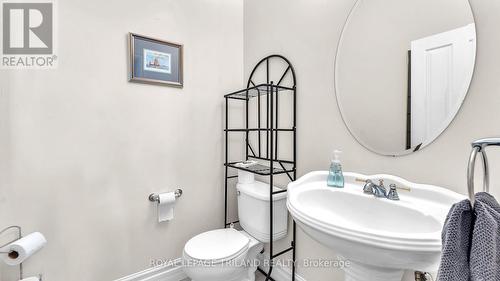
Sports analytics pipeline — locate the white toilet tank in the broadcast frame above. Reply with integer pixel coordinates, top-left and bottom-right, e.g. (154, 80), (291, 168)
(236, 180), (288, 243)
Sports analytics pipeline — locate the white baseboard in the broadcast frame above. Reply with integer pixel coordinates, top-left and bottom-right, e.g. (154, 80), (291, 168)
(114, 256), (306, 281)
(114, 258), (187, 281)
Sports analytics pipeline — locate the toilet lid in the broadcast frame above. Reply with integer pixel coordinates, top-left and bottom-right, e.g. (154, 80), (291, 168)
(184, 228), (250, 262)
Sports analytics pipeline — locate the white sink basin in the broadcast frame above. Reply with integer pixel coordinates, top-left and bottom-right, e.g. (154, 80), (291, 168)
(287, 171), (465, 281)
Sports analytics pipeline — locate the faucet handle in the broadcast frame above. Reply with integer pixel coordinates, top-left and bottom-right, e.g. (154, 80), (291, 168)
(387, 184), (400, 200)
(355, 178), (375, 194)
(362, 180), (375, 194)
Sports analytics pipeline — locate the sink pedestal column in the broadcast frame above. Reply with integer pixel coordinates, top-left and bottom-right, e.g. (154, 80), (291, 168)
(344, 262), (404, 281)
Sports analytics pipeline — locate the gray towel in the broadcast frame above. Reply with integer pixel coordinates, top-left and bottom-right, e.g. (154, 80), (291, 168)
(437, 199), (473, 281)
(470, 192), (500, 281)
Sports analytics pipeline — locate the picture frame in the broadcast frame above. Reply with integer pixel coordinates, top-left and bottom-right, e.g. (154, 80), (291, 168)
(129, 33), (183, 87)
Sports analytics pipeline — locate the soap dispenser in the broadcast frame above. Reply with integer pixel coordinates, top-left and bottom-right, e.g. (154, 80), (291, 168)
(327, 150), (344, 188)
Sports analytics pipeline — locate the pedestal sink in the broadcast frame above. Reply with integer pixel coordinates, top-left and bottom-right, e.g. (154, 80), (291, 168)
(287, 172), (465, 281)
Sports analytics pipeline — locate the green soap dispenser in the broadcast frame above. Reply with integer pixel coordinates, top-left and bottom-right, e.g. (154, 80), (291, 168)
(327, 150), (344, 188)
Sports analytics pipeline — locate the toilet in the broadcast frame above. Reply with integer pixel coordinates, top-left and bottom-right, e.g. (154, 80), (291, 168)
(182, 169), (288, 281)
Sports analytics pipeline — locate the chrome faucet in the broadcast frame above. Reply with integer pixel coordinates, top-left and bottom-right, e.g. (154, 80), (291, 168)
(361, 179), (401, 200)
(372, 179), (387, 198)
(363, 179), (375, 194)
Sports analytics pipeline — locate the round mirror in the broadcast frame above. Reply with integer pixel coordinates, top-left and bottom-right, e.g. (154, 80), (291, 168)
(335, 0), (476, 156)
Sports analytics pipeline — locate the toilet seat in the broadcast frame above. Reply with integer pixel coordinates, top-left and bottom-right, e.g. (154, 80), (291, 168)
(184, 228), (250, 264)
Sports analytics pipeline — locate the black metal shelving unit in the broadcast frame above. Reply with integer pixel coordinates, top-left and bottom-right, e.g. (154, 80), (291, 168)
(224, 55), (297, 281)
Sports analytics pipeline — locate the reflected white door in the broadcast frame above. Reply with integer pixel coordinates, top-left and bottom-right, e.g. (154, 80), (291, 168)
(411, 23), (476, 148)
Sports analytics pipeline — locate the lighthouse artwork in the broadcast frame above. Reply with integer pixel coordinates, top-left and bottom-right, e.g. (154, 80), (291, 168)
(129, 33), (183, 87)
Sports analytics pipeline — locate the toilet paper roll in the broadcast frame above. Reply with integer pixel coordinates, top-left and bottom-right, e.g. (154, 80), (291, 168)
(0, 232), (47, 266)
(158, 192), (176, 222)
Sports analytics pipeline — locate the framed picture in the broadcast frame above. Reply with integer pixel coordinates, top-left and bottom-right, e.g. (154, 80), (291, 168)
(129, 33), (183, 87)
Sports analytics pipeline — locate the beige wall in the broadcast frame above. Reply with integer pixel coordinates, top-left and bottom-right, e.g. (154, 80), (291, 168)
(0, 0), (243, 280)
(244, 0), (500, 280)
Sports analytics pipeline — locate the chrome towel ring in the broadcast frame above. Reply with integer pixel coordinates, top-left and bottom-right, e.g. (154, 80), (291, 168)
(467, 138), (500, 205)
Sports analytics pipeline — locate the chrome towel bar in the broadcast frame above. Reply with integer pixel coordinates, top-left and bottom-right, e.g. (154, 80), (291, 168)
(467, 138), (500, 205)
(148, 189), (183, 203)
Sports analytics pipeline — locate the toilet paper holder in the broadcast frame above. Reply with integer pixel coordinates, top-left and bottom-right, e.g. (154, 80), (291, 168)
(0, 225), (23, 280)
(148, 189), (183, 203)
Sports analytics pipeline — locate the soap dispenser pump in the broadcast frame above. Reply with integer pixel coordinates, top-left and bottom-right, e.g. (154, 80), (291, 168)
(327, 150), (344, 188)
